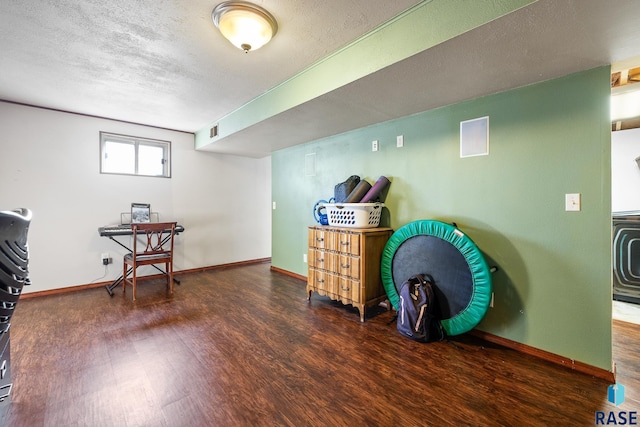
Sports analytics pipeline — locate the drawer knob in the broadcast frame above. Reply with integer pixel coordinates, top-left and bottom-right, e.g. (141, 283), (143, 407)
(340, 241), (350, 246)
(341, 286), (350, 291)
(341, 263), (350, 268)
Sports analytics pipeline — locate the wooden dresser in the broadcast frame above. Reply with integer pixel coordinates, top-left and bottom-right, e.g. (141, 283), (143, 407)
(307, 226), (393, 322)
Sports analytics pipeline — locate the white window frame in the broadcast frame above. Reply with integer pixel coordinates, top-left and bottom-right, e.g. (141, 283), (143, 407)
(100, 132), (171, 178)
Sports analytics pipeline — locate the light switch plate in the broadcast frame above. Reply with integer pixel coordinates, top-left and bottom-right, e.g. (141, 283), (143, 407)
(565, 193), (581, 211)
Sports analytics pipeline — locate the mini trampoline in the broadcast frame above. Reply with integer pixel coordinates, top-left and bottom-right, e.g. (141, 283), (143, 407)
(381, 220), (492, 336)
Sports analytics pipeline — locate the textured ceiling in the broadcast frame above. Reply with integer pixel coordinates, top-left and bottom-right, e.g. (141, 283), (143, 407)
(1, 0), (640, 157)
(0, 0), (418, 132)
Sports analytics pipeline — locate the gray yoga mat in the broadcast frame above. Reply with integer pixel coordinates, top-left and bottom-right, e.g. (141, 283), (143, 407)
(344, 180), (371, 203)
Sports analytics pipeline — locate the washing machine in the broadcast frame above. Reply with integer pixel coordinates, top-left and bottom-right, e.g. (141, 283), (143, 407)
(613, 210), (640, 304)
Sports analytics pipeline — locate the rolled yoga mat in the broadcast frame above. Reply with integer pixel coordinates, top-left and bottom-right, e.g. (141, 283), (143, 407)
(344, 180), (372, 203)
(334, 175), (360, 203)
(360, 176), (390, 202)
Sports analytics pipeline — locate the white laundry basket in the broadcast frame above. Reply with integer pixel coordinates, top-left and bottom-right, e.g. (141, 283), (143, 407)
(323, 203), (384, 228)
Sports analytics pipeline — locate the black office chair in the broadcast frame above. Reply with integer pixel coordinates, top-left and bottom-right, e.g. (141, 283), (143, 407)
(0, 208), (32, 332)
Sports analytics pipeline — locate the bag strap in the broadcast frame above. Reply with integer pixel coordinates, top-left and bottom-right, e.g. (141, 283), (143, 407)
(387, 313), (398, 325)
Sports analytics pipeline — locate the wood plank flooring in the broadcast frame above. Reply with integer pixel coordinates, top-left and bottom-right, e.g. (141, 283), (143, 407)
(4, 261), (638, 426)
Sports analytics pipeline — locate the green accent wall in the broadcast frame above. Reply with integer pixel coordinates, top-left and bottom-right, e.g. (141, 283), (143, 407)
(272, 66), (612, 371)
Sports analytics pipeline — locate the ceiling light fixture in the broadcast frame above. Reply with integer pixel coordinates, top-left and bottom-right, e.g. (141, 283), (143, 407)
(212, 1), (278, 53)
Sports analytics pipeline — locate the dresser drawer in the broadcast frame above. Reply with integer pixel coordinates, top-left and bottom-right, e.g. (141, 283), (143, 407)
(309, 228), (361, 255)
(336, 254), (360, 279)
(309, 228), (337, 251)
(337, 276), (360, 303)
(335, 232), (360, 255)
(309, 269), (341, 298)
(308, 268), (332, 292)
(308, 248), (335, 271)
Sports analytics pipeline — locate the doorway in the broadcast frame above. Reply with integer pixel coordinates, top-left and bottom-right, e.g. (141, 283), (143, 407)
(611, 61), (640, 325)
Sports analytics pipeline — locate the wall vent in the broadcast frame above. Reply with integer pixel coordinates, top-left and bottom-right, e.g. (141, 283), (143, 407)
(460, 116), (489, 158)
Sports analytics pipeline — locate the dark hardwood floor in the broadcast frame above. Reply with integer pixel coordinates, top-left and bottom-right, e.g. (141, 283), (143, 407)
(4, 262), (638, 426)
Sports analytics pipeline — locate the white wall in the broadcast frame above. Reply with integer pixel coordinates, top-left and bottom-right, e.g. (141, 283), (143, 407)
(612, 127), (640, 212)
(0, 102), (271, 293)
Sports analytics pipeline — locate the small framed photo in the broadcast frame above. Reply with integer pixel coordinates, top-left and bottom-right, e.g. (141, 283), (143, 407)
(131, 203), (151, 223)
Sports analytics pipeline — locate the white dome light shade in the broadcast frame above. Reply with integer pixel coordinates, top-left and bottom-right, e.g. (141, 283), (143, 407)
(212, 2), (278, 53)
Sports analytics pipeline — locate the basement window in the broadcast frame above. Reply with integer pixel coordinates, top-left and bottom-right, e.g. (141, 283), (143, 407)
(100, 132), (171, 178)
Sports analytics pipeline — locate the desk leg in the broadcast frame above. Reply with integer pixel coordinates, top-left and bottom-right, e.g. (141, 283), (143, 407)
(105, 271), (128, 296)
(105, 268), (179, 296)
(101, 233), (181, 296)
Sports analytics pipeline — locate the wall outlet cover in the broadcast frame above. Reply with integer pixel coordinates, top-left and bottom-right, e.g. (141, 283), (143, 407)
(565, 193), (581, 211)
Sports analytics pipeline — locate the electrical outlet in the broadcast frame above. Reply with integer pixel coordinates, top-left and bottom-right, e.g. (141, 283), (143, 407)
(101, 253), (111, 265)
(303, 253), (308, 263)
(490, 292), (494, 308)
(272, 201), (276, 210)
(397, 135), (404, 148)
(372, 140), (378, 152)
